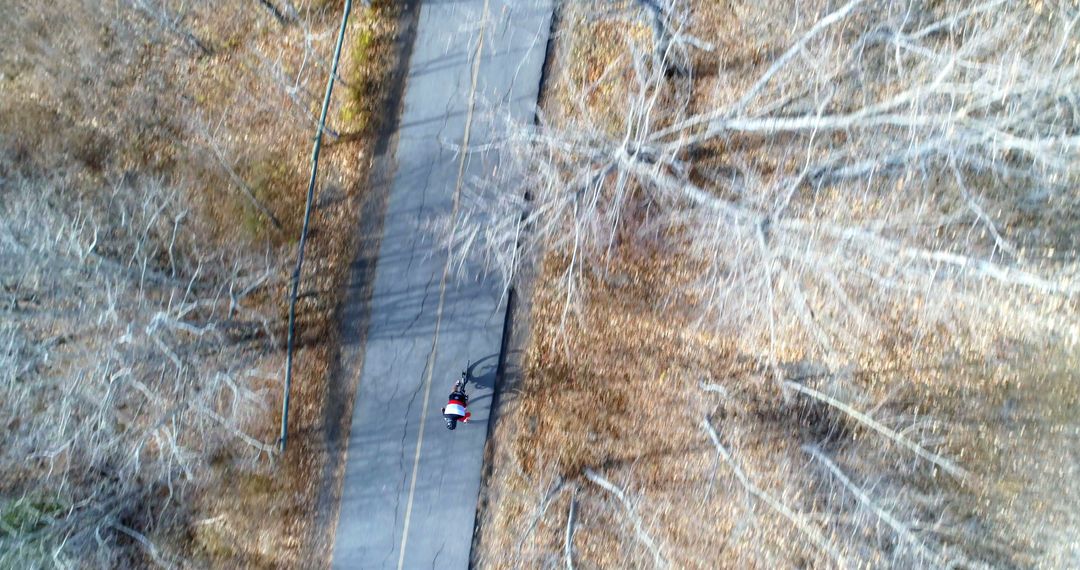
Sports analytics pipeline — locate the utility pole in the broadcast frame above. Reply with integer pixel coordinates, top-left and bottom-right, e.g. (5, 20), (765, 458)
(281, 0), (353, 453)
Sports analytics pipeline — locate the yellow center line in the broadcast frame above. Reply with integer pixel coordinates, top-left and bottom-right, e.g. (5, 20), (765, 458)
(397, 1), (490, 568)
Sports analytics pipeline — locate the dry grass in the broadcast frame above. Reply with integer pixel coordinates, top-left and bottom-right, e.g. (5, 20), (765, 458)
(475, 1), (1080, 568)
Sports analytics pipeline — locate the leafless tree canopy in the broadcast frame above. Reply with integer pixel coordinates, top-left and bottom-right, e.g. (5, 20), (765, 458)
(459, 0), (1080, 567)
(0, 0), (326, 565)
(452, 0), (1079, 364)
(0, 172), (280, 566)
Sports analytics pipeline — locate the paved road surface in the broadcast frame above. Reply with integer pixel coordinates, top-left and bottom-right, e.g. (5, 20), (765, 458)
(332, 1), (552, 568)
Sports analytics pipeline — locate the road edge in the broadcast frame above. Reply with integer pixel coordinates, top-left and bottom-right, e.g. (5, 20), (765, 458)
(468, 5), (560, 566)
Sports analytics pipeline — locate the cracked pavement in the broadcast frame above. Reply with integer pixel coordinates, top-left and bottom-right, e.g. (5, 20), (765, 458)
(331, 1), (552, 568)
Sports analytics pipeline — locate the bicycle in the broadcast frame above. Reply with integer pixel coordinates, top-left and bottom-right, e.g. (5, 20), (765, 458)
(443, 364), (470, 430)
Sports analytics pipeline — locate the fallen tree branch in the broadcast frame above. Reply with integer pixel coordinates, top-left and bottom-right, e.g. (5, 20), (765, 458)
(112, 523), (172, 569)
(518, 477), (566, 551)
(255, 0), (292, 25)
(199, 129), (283, 230)
(701, 417), (846, 567)
(803, 445), (944, 565)
(699, 380), (729, 398)
(731, 0), (864, 116)
(565, 489), (577, 570)
(584, 469), (669, 569)
(784, 381), (969, 480)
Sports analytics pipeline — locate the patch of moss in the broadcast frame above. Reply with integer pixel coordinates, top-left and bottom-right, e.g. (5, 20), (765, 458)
(232, 150), (305, 244)
(0, 497), (67, 537)
(339, 2), (398, 134)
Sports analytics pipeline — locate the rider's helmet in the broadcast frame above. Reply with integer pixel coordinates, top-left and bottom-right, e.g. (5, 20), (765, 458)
(445, 417), (457, 430)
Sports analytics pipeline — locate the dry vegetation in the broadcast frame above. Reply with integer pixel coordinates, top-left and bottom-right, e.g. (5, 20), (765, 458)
(1, 0), (400, 567)
(469, 1), (1080, 568)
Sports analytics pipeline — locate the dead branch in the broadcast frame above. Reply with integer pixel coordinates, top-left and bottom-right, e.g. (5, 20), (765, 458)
(565, 488), (577, 570)
(584, 469), (669, 569)
(731, 0), (865, 116)
(786, 381), (969, 480)
(128, 0), (213, 56)
(517, 476), (567, 551)
(701, 417), (846, 568)
(111, 523), (172, 569)
(255, 0), (292, 25)
(803, 445), (945, 566)
(196, 122), (283, 230)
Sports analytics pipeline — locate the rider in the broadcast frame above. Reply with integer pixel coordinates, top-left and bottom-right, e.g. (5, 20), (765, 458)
(442, 370), (471, 430)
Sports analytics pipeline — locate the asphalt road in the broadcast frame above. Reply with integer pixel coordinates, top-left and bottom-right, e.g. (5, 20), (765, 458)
(331, 1), (552, 568)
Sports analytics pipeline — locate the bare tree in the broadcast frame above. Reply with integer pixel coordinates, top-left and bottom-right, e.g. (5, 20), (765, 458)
(2, 0), (382, 565)
(448, 0), (1079, 372)
(0, 174), (280, 567)
(454, 0), (1079, 566)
